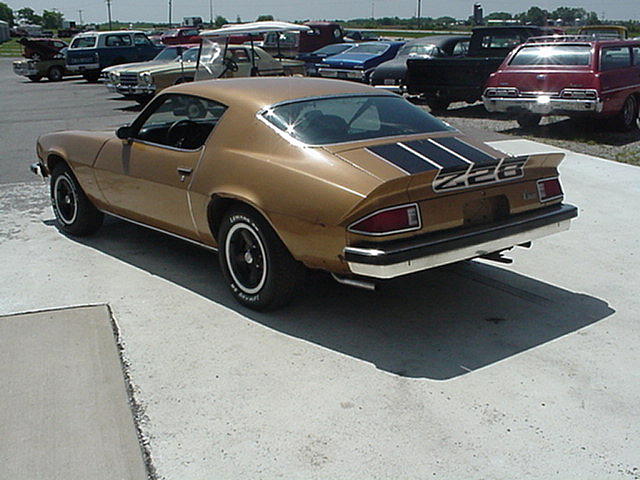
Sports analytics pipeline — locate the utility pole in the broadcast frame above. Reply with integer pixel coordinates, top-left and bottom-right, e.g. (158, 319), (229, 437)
(209, 0), (213, 26)
(371, 0), (374, 20)
(78, 9), (83, 25)
(168, 0), (172, 27)
(105, 0), (112, 30)
(417, 0), (421, 28)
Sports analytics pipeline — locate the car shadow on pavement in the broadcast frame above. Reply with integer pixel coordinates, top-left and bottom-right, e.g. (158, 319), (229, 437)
(66, 216), (614, 381)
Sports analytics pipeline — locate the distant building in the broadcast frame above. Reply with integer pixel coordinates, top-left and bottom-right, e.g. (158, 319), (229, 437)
(473, 3), (484, 25)
(0, 20), (9, 43)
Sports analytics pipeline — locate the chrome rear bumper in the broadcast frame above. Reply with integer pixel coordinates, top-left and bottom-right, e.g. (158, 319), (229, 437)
(345, 204), (578, 279)
(483, 96), (603, 115)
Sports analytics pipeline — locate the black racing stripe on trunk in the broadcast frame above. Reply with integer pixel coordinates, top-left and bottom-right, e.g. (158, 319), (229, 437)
(367, 144), (437, 174)
(432, 137), (500, 167)
(403, 139), (470, 172)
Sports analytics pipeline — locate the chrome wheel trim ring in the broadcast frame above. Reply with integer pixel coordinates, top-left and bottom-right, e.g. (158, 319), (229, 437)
(224, 222), (268, 295)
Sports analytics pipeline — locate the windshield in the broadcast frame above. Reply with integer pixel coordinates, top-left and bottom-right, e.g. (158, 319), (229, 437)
(154, 47), (181, 61)
(262, 95), (454, 145)
(399, 43), (439, 57)
(70, 36), (96, 49)
(175, 47), (199, 62)
(345, 43), (389, 55)
(510, 45), (591, 66)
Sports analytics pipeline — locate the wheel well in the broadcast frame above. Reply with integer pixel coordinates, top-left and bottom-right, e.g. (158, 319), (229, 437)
(46, 154), (67, 175)
(207, 196), (270, 241)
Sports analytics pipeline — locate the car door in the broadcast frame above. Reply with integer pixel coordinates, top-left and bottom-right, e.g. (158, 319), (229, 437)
(599, 46), (634, 114)
(133, 32), (155, 60)
(94, 93), (227, 238)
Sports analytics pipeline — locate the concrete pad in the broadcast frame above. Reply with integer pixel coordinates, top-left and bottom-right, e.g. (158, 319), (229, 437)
(0, 305), (148, 480)
(0, 141), (638, 478)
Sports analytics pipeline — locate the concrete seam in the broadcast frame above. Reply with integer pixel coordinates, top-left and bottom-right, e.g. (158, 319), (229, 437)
(105, 304), (158, 480)
(0, 302), (110, 318)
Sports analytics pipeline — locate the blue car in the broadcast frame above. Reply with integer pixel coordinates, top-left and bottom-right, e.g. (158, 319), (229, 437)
(316, 41), (405, 83)
(297, 42), (358, 75)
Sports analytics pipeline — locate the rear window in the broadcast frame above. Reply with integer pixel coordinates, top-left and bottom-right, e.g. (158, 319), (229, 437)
(347, 44), (389, 55)
(262, 95), (453, 145)
(510, 45), (592, 66)
(70, 36), (96, 48)
(480, 33), (523, 50)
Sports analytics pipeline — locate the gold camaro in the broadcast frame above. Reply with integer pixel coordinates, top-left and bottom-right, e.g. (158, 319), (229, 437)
(34, 77), (577, 310)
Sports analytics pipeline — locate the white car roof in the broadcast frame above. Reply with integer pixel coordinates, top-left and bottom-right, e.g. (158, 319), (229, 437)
(201, 21), (310, 37)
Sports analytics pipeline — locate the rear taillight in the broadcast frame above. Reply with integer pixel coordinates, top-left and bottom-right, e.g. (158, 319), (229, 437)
(560, 88), (597, 100)
(537, 177), (563, 202)
(348, 203), (421, 236)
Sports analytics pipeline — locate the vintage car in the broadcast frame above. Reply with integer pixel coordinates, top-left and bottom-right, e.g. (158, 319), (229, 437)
(13, 37), (70, 82)
(66, 30), (163, 82)
(33, 78), (577, 310)
(577, 25), (628, 40)
(108, 44), (304, 104)
(483, 36), (640, 130)
(369, 35), (470, 92)
(297, 42), (357, 75)
(316, 41), (406, 83)
(161, 27), (202, 45)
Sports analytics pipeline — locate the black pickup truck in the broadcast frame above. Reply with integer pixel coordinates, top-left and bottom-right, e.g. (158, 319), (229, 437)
(406, 26), (559, 111)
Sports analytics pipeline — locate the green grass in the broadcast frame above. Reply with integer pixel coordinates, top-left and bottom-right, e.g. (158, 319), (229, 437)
(614, 150), (640, 166)
(0, 39), (23, 57)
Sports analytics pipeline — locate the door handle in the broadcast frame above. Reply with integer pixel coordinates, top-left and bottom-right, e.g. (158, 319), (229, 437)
(177, 167), (192, 182)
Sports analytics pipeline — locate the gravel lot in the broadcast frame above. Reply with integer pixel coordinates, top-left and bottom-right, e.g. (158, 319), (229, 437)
(433, 101), (640, 166)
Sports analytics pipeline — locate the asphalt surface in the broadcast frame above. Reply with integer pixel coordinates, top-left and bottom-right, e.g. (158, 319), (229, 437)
(2, 56), (640, 479)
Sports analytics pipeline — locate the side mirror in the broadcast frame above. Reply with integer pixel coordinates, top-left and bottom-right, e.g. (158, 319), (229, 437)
(116, 125), (132, 140)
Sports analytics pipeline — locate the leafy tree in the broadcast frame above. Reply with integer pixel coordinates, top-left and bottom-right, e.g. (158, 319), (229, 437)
(256, 15), (273, 22)
(486, 12), (512, 21)
(518, 6), (549, 26)
(0, 2), (14, 26)
(214, 15), (228, 28)
(42, 9), (64, 29)
(16, 7), (42, 25)
(435, 16), (456, 25)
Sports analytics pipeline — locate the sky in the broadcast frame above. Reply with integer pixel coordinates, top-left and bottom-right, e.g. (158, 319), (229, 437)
(6, 0), (640, 25)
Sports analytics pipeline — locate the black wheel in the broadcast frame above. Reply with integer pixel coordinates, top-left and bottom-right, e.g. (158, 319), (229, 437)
(218, 206), (305, 311)
(615, 95), (639, 132)
(50, 163), (104, 236)
(426, 97), (451, 112)
(516, 113), (542, 128)
(27, 75), (42, 82)
(47, 66), (63, 82)
(83, 72), (100, 82)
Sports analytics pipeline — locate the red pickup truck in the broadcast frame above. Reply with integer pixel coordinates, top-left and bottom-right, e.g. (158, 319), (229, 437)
(161, 27), (202, 45)
(483, 36), (640, 130)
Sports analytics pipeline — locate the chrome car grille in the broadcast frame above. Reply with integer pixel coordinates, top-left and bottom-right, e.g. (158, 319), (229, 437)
(119, 73), (139, 86)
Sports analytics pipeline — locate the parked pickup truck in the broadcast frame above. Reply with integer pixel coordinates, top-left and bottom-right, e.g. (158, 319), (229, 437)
(13, 37), (70, 82)
(406, 26), (559, 111)
(66, 30), (163, 82)
(483, 36), (640, 130)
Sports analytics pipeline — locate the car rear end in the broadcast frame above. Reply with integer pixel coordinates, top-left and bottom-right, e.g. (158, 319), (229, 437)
(483, 38), (602, 117)
(13, 59), (40, 77)
(333, 136), (575, 278)
(66, 33), (100, 75)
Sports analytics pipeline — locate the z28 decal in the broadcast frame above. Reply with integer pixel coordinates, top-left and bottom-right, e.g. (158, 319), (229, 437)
(366, 137), (528, 192)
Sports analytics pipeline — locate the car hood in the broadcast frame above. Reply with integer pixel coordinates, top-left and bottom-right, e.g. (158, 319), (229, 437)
(120, 61), (197, 75)
(104, 60), (171, 74)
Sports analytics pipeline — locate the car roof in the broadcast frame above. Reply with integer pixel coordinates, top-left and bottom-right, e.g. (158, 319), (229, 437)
(404, 34), (470, 47)
(76, 30), (145, 36)
(165, 77), (394, 111)
(524, 37), (640, 47)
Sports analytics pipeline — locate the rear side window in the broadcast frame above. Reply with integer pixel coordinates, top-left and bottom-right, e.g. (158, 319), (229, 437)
(105, 34), (132, 47)
(70, 36), (96, 48)
(480, 33), (522, 50)
(600, 46), (631, 71)
(133, 33), (151, 46)
(632, 46), (640, 66)
(510, 45), (591, 66)
(452, 40), (469, 56)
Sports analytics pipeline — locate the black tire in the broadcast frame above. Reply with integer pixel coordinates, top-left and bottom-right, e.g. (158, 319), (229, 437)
(47, 66), (63, 82)
(27, 75), (42, 82)
(615, 95), (639, 132)
(83, 72), (100, 83)
(50, 163), (104, 236)
(218, 205), (305, 311)
(516, 113), (542, 129)
(426, 97), (451, 112)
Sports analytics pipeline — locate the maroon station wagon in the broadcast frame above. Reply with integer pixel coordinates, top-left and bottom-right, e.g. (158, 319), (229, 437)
(483, 36), (640, 130)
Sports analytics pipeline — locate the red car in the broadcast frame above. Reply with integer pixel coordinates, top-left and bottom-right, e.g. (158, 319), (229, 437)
(483, 36), (640, 130)
(161, 27), (202, 45)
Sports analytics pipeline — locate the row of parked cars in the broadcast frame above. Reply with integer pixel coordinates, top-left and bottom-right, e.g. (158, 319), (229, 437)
(12, 23), (640, 131)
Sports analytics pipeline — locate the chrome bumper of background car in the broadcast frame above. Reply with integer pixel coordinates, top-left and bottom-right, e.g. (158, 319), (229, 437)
(115, 84), (156, 95)
(344, 204), (578, 279)
(483, 96), (603, 115)
(317, 68), (365, 81)
(13, 64), (38, 76)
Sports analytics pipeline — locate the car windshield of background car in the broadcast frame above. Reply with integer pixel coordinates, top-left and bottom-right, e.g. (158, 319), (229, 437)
(347, 44), (389, 55)
(510, 45), (592, 66)
(263, 95), (454, 145)
(315, 43), (352, 56)
(154, 47), (182, 61)
(70, 36), (96, 48)
(174, 47), (199, 62)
